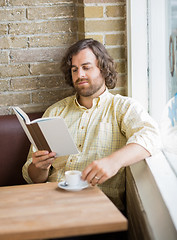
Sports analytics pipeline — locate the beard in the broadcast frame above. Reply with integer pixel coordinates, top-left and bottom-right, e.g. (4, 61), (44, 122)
(74, 78), (105, 97)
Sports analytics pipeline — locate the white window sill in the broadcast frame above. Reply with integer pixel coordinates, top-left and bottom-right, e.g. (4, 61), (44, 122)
(146, 151), (177, 231)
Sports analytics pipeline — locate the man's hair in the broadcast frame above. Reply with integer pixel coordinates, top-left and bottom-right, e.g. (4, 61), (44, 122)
(61, 38), (118, 89)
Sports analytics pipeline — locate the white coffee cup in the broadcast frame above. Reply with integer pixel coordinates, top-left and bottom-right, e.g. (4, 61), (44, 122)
(65, 170), (82, 187)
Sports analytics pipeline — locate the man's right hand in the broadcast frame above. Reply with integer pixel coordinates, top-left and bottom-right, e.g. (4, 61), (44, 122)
(28, 151), (56, 183)
(32, 150), (56, 170)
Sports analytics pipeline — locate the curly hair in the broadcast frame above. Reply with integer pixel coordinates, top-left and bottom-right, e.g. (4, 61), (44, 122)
(60, 38), (118, 89)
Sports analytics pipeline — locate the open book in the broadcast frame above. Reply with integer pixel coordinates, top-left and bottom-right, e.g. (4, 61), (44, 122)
(13, 107), (79, 157)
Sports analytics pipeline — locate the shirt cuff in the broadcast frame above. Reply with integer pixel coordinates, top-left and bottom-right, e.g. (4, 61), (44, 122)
(22, 157), (34, 184)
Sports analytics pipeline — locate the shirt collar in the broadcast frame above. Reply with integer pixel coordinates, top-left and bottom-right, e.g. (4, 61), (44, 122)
(74, 88), (110, 110)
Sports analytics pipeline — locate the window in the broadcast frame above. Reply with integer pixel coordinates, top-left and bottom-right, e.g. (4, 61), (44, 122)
(127, 0), (177, 231)
(167, 0), (177, 100)
(148, 0), (177, 175)
(160, 0), (177, 176)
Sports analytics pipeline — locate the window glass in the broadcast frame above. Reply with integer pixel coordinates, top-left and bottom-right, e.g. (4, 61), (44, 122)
(161, 93), (177, 176)
(167, 0), (177, 99)
(160, 0), (177, 175)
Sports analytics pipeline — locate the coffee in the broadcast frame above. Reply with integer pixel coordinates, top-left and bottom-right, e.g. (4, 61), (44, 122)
(68, 172), (77, 175)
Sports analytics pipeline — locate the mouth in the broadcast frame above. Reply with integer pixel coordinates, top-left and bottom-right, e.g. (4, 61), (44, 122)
(78, 81), (88, 85)
(76, 80), (89, 86)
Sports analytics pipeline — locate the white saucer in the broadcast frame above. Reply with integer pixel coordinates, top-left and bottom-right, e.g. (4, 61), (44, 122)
(58, 181), (89, 192)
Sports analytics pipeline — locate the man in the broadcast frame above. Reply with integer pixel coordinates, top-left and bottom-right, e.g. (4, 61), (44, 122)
(23, 38), (160, 211)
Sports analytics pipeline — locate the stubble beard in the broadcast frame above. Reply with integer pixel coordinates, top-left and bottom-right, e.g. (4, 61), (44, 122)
(74, 80), (105, 97)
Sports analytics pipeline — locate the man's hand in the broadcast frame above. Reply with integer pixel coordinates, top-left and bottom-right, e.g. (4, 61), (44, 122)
(28, 150), (56, 183)
(81, 156), (118, 186)
(32, 151), (56, 170)
(81, 143), (150, 186)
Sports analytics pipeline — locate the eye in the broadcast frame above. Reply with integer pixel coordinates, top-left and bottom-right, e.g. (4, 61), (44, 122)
(72, 68), (77, 73)
(83, 66), (90, 70)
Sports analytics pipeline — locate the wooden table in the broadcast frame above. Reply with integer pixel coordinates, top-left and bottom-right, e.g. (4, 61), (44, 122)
(0, 182), (128, 240)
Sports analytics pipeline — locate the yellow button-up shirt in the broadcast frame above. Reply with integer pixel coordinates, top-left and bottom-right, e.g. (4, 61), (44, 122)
(22, 89), (160, 210)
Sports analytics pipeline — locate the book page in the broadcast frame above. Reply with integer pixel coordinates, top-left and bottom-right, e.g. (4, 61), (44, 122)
(31, 116), (60, 124)
(13, 107), (31, 124)
(36, 118), (79, 157)
(13, 107), (38, 149)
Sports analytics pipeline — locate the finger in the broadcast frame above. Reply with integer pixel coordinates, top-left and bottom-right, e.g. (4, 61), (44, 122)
(35, 157), (55, 169)
(82, 167), (99, 183)
(33, 151), (56, 158)
(48, 152), (56, 158)
(81, 165), (93, 180)
(91, 166), (110, 185)
(82, 160), (101, 180)
(32, 154), (49, 164)
(96, 175), (107, 185)
(33, 150), (49, 157)
(32, 151), (56, 163)
(91, 173), (103, 186)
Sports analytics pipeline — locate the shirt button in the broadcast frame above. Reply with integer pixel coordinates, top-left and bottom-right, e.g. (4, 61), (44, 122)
(81, 126), (84, 129)
(86, 110), (89, 113)
(78, 144), (82, 148)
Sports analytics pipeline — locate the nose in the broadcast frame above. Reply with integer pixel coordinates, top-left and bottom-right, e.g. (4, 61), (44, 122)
(77, 68), (85, 78)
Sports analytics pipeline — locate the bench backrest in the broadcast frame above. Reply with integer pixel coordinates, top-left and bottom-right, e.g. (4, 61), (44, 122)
(0, 112), (43, 187)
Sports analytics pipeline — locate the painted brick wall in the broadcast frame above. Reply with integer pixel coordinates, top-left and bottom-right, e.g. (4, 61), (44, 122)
(0, 0), (127, 115)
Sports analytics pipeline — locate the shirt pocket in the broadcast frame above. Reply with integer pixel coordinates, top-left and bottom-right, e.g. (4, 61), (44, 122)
(95, 121), (114, 154)
(99, 121), (113, 132)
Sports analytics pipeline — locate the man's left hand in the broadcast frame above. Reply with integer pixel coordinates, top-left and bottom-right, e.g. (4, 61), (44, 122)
(81, 157), (118, 186)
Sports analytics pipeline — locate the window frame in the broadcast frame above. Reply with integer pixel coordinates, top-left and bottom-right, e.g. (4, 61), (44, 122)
(148, 0), (168, 123)
(126, 0), (148, 111)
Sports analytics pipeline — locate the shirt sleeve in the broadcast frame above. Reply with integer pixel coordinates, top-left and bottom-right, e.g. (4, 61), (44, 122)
(119, 98), (161, 155)
(22, 145), (36, 184)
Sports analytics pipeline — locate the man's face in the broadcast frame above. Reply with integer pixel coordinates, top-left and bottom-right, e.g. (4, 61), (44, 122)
(71, 48), (106, 97)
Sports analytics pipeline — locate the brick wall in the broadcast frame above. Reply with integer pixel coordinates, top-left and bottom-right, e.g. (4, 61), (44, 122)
(0, 0), (127, 115)
(76, 0), (127, 96)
